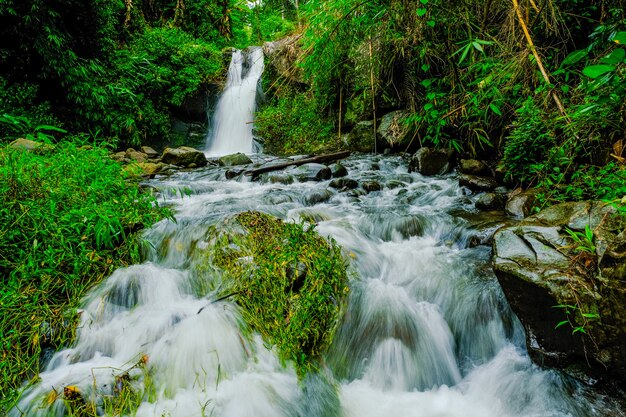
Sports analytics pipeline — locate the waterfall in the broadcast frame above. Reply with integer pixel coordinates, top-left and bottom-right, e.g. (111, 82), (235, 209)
(205, 47), (265, 156)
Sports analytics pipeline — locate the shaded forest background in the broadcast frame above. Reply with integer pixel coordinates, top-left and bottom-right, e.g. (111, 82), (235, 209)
(0, 0), (625, 412)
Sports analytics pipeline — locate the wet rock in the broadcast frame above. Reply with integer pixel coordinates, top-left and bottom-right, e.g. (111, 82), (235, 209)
(386, 180), (407, 190)
(330, 163), (348, 178)
(345, 120), (376, 153)
(225, 168), (245, 180)
(141, 146), (160, 159)
(505, 189), (538, 218)
(475, 193), (506, 211)
(218, 152), (253, 167)
(362, 181), (382, 193)
(459, 174), (499, 192)
(459, 159), (490, 176)
(294, 163), (331, 182)
(263, 34), (305, 85)
(161, 146), (208, 168)
(493, 201), (626, 387)
(329, 178), (358, 190)
(408, 147), (454, 176)
(9, 138), (53, 152)
(267, 174), (295, 185)
(377, 110), (410, 149)
(304, 189), (334, 205)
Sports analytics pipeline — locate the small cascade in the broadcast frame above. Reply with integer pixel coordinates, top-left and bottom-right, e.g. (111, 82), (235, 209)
(10, 155), (624, 417)
(206, 47), (265, 156)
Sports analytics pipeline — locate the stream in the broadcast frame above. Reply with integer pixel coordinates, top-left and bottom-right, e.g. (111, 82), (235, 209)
(10, 154), (623, 416)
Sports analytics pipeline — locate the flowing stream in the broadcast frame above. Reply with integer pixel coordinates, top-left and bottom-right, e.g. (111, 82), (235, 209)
(10, 155), (622, 417)
(205, 48), (264, 156)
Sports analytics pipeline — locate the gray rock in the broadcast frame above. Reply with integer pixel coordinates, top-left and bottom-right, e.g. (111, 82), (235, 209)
(408, 147), (454, 176)
(267, 174), (294, 185)
(161, 146), (208, 168)
(345, 121), (377, 153)
(263, 35), (305, 85)
(294, 163), (332, 182)
(505, 189), (538, 218)
(218, 152), (253, 167)
(377, 111), (410, 149)
(225, 169), (245, 179)
(493, 201), (626, 386)
(386, 180), (407, 190)
(459, 159), (490, 175)
(362, 181), (382, 193)
(459, 174), (499, 192)
(330, 163), (348, 178)
(475, 193), (506, 210)
(329, 178), (358, 190)
(141, 146), (160, 158)
(9, 138), (53, 152)
(304, 189), (334, 205)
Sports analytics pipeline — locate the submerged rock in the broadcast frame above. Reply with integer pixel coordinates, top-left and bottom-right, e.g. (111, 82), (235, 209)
(408, 147), (454, 176)
(304, 189), (334, 205)
(329, 178), (358, 190)
(330, 163), (348, 178)
(9, 138), (53, 152)
(475, 193), (506, 211)
(493, 201), (626, 387)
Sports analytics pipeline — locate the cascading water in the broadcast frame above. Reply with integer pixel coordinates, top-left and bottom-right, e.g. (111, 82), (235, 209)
(205, 47), (265, 156)
(10, 155), (624, 417)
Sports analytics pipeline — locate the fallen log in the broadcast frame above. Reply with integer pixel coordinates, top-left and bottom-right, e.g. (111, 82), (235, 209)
(243, 151), (351, 179)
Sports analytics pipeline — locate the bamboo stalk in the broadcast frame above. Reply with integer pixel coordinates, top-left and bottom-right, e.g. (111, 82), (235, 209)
(512, 0), (567, 119)
(368, 38), (377, 154)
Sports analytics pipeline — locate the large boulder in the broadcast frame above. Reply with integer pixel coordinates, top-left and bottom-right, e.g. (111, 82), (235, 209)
(459, 174), (499, 192)
(408, 147), (454, 176)
(263, 34), (305, 85)
(459, 159), (490, 176)
(505, 188), (538, 218)
(377, 111), (410, 149)
(161, 146), (207, 168)
(344, 121), (377, 153)
(493, 201), (626, 387)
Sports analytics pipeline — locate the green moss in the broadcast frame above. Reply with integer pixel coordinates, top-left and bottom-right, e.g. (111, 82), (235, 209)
(197, 211), (349, 375)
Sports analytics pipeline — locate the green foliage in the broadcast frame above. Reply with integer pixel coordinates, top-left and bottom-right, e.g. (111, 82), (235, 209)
(256, 90), (338, 155)
(502, 96), (557, 184)
(198, 211), (349, 375)
(554, 304), (600, 335)
(0, 138), (169, 413)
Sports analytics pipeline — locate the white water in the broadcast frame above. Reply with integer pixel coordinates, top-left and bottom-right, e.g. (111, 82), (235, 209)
(10, 155), (623, 417)
(205, 48), (265, 156)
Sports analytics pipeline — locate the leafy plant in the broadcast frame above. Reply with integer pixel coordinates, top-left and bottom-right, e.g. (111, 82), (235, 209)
(564, 225), (596, 254)
(0, 138), (169, 413)
(554, 304), (600, 335)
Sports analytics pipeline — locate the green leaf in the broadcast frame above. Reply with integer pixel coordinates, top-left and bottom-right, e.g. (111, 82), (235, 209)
(599, 48), (625, 65)
(611, 31), (626, 45)
(582, 64), (616, 78)
(561, 49), (588, 66)
(416, 8), (427, 17)
(489, 103), (502, 116)
(421, 64), (430, 72)
(419, 0), (429, 3)
(555, 320), (569, 329)
(427, 20), (436, 28)
(472, 41), (484, 53)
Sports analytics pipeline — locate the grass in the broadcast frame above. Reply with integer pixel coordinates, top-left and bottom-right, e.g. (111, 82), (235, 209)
(0, 139), (169, 414)
(196, 211), (350, 375)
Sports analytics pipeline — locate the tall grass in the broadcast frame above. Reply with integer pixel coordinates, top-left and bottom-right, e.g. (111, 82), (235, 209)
(0, 139), (169, 413)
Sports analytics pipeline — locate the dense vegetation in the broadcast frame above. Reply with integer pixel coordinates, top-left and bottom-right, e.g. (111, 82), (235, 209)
(1, 0), (625, 413)
(196, 211), (349, 375)
(0, 139), (169, 413)
(257, 0), (626, 207)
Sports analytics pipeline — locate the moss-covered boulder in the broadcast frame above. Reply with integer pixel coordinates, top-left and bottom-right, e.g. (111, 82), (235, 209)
(493, 201), (626, 387)
(195, 211), (349, 374)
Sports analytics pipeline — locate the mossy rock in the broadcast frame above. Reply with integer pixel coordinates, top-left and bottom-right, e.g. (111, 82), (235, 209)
(196, 211), (349, 375)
